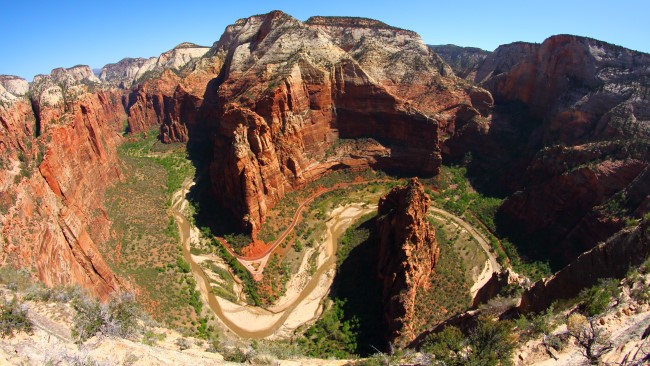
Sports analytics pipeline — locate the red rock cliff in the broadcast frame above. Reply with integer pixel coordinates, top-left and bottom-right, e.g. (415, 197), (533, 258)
(376, 178), (440, 347)
(1, 70), (125, 300)
(471, 35), (650, 265)
(184, 11), (494, 233)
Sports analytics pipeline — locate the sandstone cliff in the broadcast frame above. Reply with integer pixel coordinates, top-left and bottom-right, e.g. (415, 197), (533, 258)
(182, 11), (493, 232)
(429, 44), (491, 80)
(104, 11), (496, 234)
(376, 178), (440, 347)
(100, 42), (210, 88)
(465, 35), (650, 266)
(0, 67), (125, 300)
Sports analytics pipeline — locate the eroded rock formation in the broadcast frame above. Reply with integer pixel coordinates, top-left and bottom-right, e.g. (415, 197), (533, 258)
(459, 35), (650, 266)
(1, 68), (125, 300)
(193, 12), (492, 233)
(376, 178), (440, 347)
(429, 44), (491, 80)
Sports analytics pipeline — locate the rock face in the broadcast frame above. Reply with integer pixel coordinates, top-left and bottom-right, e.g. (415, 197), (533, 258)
(0, 75), (29, 103)
(519, 218), (650, 313)
(100, 42), (210, 88)
(0, 68), (125, 300)
(376, 178), (440, 347)
(464, 35), (650, 266)
(186, 12), (492, 232)
(429, 44), (491, 80)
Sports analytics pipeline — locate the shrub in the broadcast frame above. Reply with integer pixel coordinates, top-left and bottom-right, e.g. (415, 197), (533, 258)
(176, 337), (192, 351)
(222, 347), (255, 363)
(579, 279), (618, 316)
(469, 318), (517, 366)
(104, 293), (140, 338)
(71, 292), (141, 343)
(567, 313), (613, 364)
(71, 296), (104, 342)
(421, 326), (464, 365)
(0, 297), (33, 338)
(421, 318), (516, 366)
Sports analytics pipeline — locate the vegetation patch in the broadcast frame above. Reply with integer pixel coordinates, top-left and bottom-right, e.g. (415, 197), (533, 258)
(412, 220), (472, 331)
(98, 130), (219, 340)
(424, 165), (552, 281)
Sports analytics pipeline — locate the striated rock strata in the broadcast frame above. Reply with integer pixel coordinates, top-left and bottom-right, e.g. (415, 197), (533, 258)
(1, 68), (125, 300)
(464, 35), (650, 265)
(194, 12), (492, 233)
(376, 178), (440, 347)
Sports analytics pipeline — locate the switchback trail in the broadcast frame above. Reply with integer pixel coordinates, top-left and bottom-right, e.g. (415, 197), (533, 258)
(171, 178), (500, 339)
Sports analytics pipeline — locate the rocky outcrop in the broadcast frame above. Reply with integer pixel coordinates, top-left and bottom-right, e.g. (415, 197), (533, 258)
(471, 269), (522, 308)
(429, 44), (491, 80)
(474, 41), (539, 84)
(376, 178), (440, 347)
(189, 11), (494, 232)
(465, 35), (650, 265)
(1, 69), (125, 300)
(0, 75), (29, 103)
(100, 42), (210, 88)
(519, 218), (650, 313)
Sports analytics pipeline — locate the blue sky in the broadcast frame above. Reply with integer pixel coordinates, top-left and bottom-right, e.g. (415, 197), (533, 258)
(2, 0), (648, 81)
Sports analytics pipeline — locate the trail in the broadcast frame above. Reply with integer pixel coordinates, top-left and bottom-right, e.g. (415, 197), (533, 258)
(171, 179), (373, 338)
(221, 180), (391, 277)
(171, 179), (500, 339)
(428, 206), (501, 297)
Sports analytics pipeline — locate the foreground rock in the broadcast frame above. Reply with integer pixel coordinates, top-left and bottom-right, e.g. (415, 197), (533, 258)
(519, 218), (650, 313)
(376, 178), (440, 347)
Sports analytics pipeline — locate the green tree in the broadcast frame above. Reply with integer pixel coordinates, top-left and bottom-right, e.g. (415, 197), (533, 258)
(421, 318), (517, 366)
(421, 326), (465, 365)
(299, 299), (358, 358)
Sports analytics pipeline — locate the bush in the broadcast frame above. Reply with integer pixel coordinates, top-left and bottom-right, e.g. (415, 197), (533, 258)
(567, 313), (613, 364)
(105, 293), (140, 338)
(71, 292), (141, 343)
(420, 318), (516, 366)
(0, 297), (33, 338)
(421, 326), (464, 365)
(579, 279), (618, 316)
(24, 284), (83, 303)
(176, 337), (192, 351)
(71, 296), (104, 342)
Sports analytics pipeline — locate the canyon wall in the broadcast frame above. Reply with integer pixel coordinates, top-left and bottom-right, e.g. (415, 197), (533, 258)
(1, 11), (493, 298)
(201, 12), (492, 232)
(519, 218), (650, 313)
(1, 68), (126, 300)
(376, 178), (440, 347)
(466, 35), (650, 265)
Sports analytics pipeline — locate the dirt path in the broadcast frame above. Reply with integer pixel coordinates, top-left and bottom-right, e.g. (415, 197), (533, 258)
(171, 179), (374, 338)
(221, 180), (392, 277)
(172, 179), (500, 339)
(428, 206), (501, 297)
